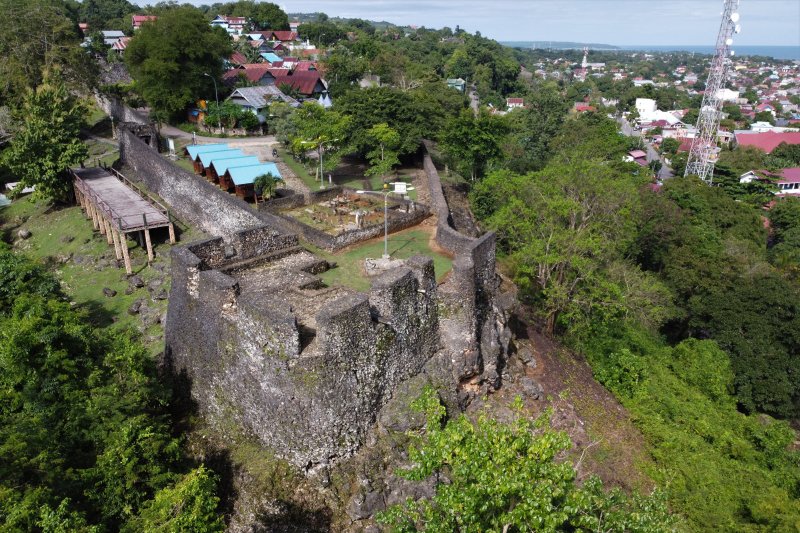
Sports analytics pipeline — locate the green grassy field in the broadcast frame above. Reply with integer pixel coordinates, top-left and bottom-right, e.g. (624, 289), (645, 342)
(276, 147), (320, 191)
(1, 197), (202, 354)
(310, 228), (452, 292)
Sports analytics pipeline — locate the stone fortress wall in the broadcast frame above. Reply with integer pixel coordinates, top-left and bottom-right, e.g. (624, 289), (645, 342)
(110, 108), (512, 468)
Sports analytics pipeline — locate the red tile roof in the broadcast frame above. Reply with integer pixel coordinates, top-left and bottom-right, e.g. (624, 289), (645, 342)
(222, 65), (274, 86)
(778, 167), (800, 184)
(736, 132), (800, 154)
(269, 70), (324, 96)
(132, 15), (157, 25)
(270, 30), (298, 42)
(294, 61), (317, 71)
(229, 52), (248, 66)
(677, 137), (693, 152)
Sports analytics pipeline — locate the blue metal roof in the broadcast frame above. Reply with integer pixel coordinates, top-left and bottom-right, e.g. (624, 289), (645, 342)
(210, 155), (261, 175)
(198, 149), (245, 167)
(185, 143), (230, 160)
(261, 52), (282, 63)
(227, 163), (283, 186)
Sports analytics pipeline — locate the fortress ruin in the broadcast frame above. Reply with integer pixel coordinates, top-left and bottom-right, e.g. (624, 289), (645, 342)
(114, 120), (513, 469)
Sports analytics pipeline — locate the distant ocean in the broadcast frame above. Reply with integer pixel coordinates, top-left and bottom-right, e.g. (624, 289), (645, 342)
(619, 45), (800, 61)
(503, 42), (800, 61)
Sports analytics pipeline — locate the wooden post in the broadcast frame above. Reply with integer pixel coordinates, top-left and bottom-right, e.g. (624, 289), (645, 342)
(104, 217), (114, 244)
(144, 229), (153, 262)
(167, 212), (176, 244)
(142, 213), (153, 262)
(98, 209), (107, 235)
(90, 202), (100, 230)
(120, 231), (132, 275)
(111, 226), (123, 261)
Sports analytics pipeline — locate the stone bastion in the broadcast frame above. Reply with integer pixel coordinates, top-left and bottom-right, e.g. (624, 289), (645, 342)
(112, 121), (513, 469)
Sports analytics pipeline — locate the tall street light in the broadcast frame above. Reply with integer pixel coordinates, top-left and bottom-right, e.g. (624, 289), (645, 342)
(203, 72), (221, 133)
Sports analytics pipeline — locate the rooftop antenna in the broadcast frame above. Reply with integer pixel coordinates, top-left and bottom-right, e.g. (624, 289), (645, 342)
(684, 0), (741, 183)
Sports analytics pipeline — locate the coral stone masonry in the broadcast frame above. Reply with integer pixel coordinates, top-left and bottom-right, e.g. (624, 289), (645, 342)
(113, 118), (513, 469)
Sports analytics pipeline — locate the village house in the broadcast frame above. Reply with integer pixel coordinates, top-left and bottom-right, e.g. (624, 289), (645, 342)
(132, 15), (157, 31)
(506, 98), (524, 110)
(211, 15), (246, 36)
(227, 85), (300, 123)
(734, 131), (800, 153)
(446, 78), (466, 92)
(775, 168), (800, 197)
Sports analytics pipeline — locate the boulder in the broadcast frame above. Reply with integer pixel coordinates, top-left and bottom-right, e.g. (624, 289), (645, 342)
(128, 300), (143, 315)
(17, 228), (31, 240)
(102, 287), (117, 298)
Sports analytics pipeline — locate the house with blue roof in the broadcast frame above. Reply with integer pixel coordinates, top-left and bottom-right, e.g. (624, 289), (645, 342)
(197, 149), (245, 175)
(185, 143), (228, 159)
(207, 155), (260, 184)
(260, 52), (282, 64)
(185, 144), (232, 173)
(222, 162), (283, 199)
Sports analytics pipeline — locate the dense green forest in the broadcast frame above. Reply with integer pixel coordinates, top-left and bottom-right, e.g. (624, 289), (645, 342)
(0, 244), (224, 531)
(471, 112), (800, 530)
(0, 0), (798, 531)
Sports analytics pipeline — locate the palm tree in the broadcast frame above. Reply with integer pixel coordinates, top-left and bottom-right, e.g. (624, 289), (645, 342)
(253, 172), (284, 203)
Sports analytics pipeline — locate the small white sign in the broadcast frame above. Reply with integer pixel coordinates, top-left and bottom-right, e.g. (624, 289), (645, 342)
(392, 182), (407, 195)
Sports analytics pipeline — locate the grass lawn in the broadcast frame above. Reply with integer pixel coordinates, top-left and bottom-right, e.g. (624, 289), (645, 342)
(309, 227), (452, 292)
(1, 197), (203, 355)
(277, 147), (320, 191)
(83, 138), (119, 168)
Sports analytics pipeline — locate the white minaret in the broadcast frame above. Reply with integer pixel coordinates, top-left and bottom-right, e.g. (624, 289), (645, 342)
(581, 46), (588, 69)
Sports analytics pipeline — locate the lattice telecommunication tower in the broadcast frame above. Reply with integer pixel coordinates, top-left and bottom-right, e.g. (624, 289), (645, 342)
(684, 0), (741, 183)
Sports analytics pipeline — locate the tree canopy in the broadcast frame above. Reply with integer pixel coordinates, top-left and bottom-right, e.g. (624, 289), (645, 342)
(0, 244), (223, 531)
(2, 73), (87, 202)
(378, 389), (677, 532)
(124, 7), (231, 122)
(0, 0), (95, 107)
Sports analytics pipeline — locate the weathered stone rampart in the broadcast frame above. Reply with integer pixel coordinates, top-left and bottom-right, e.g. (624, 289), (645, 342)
(119, 128), (266, 236)
(422, 144), (507, 387)
(166, 225), (440, 467)
(95, 93), (151, 125)
(97, 88), (516, 470)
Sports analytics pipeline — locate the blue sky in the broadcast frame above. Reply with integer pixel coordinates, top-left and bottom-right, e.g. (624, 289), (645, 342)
(153, 1), (800, 46)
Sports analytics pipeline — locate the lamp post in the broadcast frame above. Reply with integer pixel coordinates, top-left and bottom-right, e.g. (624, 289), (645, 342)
(382, 182), (389, 259)
(203, 72), (221, 133)
(357, 184), (392, 260)
(301, 137), (338, 189)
